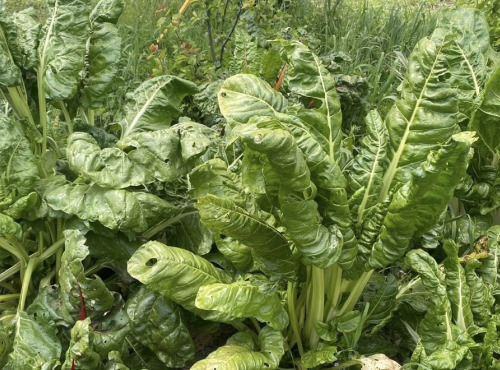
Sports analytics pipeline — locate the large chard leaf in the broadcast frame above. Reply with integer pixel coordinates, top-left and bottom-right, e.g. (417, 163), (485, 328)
(11, 8), (40, 70)
(38, 0), (91, 100)
(191, 326), (285, 370)
(480, 225), (500, 287)
(348, 110), (388, 226)
(406, 249), (476, 365)
(6, 312), (61, 369)
(380, 32), (461, 198)
(127, 241), (235, 321)
(68, 120), (216, 188)
(443, 240), (477, 336)
(126, 286), (194, 368)
(368, 132), (476, 269)
(119, 75), (198, 138)
(279, 40), (343, 161)
(46, 184), (177, 233)
(0, 12), (22, 86)
(470, 64), (500, 160)
(0, 113), (39, 197)
(195, 280), (288, 330)
(81, 0), (124, 109)
(218, 74), (287, 125)
(59, 230), (115, 323)
(465, 259), (495, 328)
(196, 194), (298, 277)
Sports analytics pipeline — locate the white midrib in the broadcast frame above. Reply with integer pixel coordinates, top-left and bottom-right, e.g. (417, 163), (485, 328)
(39, 0), (59, 74)
(315, 55), (335, 162)
(122, 80), (168, 138)
(357, 122), (384, 225)
(379, 41), (445, 201)
(456, 275), (467, 331)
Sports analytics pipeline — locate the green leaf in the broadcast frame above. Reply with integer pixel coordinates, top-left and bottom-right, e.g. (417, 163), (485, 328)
(368, 132), (476, 269)
(0, 113), (39, 197)
(301, 345), (337, 368)
(480, 225), (500, 287)
(279, 40), (343, 161)
(218, 74), (287, 126)
(6, 312), (61, 369)
(348, 110), (388, 226)
(38, 0), (91, 100)
(214, 235), (254, 272)
(81, 0), (124, 109)
(239, 126), (312, 193)
(464, 259), (495, 328)
(105, 351), (130, 370)
(0, 12), (22, 86)
(279, 193), (342, 268)
(196, 194), (298, 277)
(11, 7), (40, 70)
(61, 319), (101, 370)
(470, 64), (500, 159)
(46, 183), (177, 233)
(0, 213), (22, 240)
(59, 229), (115, 323)
(191, 326), (285, 370)
(380, 32), (461, 198)
(195, 279), (288, 330)
(119, 75), (198, 138)
(127, 241), (234, 321)
(443, 240), (477, 335)
(126, 286), (194, 368)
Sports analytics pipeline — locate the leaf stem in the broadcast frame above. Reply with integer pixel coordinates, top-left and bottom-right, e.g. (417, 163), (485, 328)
(287, 282), (304, 356)
(18, 258), (35, 311)
(0, 237), (29, 264)
(336, 270), (373, 317)
(142, 211), (198, 238)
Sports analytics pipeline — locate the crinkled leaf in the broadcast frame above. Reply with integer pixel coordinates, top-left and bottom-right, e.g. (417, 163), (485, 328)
(196, 194), (298, 277)
(46, 184), (177, 233)
(3, 192), (37, 219)
(119, 75), (198, 138)
(218, 74), (287, 126)
(0, 213), (21, 240)
(11, 7), (40, 70)
(301, 345), (337, 368)
(279, 40), (343, 160)
(480, 225), (500, 287)
(6, 311), (61, 369)
(195, 280), (288, 330)
(443, 240), (477, 335)
(126, 286), (194, 368)
(81, 0), (124, 109)
(38, 0), (91, 100)
(59, 229), (115, 323)
(214, 235), (254, 272)
(380, 32), (461, 197)
(348, 110), (388, 225)
(464, 258), (495, 327)
(105, 351), (130, 370)
(165, 210), (213, 255)
(470, 64), (500, 159)
(358, 354), (401, 370)
(0, 12), (22, 86)
(368, 132), (476, 269)
(0, 113), (39, 196)
(127, 241), (234, 321)
(191, 326), (285, 370)
(279, 193), (342, 268)
(61, 319), (100, 370)
(191, 158), (244, 203)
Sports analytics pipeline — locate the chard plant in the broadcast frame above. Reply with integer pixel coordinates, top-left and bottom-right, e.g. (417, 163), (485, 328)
(0, 1), (500, 369)
(127, 8), (500, 369)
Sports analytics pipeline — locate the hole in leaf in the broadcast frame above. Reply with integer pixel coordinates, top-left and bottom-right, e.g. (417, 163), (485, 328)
(264, 363), (270, 367)
(146, 258), (158, 267)
(220, 92), (227, 97)
(165, 158), (170, 164)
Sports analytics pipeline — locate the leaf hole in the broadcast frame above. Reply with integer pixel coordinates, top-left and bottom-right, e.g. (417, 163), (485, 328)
(264, 363), (270, 367)
(165, 158), (170, 164)
(220, 92), (227, 97)
(146, 258), (158, 267)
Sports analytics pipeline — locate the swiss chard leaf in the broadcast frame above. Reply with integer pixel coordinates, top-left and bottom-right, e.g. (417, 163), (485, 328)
(191, 326), (285, 370)
(125, 286), (194, 368)
(61, 319), (101, 370)
(127, 241), (235, 321)
(195, 279), (289, 330)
